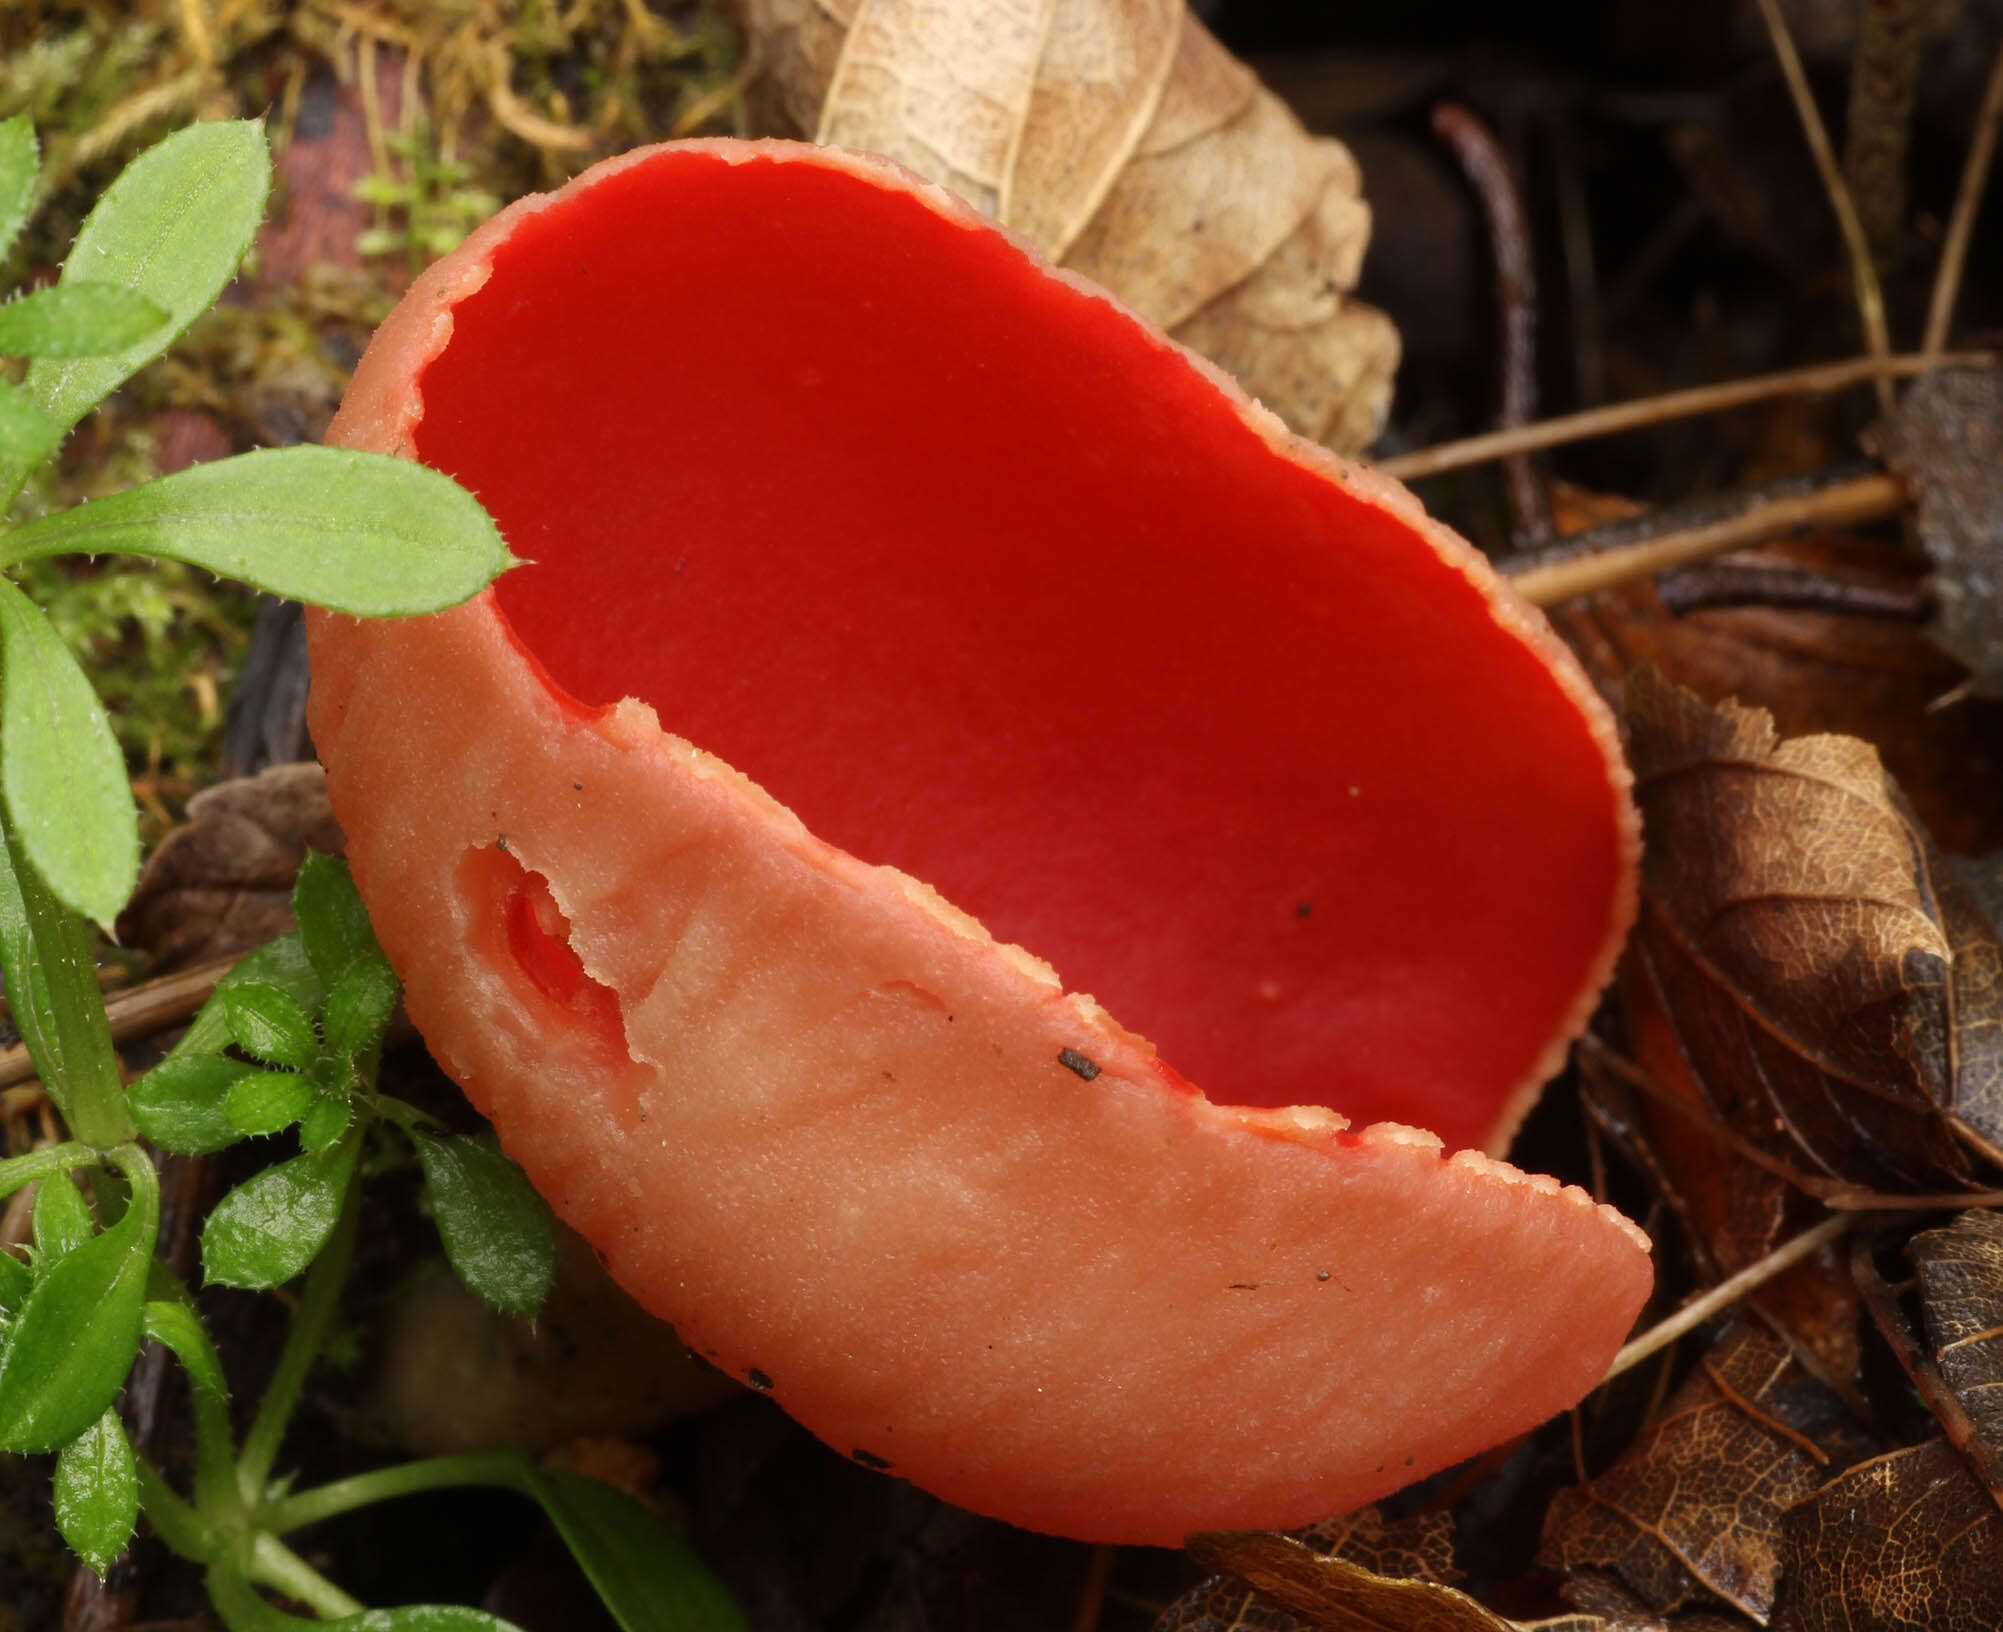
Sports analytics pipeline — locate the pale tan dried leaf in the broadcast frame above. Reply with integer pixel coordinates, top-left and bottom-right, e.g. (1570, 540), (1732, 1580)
(731, 0), (1397, 452)
(817, 0), (1054, 216)
(739, 0), (855, 138)
(1058, 84), (1335, 331)
(1003, 0), (1181, 258)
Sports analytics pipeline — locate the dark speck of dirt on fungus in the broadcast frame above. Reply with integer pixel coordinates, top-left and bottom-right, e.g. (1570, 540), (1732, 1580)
(851, 1448), (893, 1470)
(1058, 1048), (1100, 1081)
(747, 1367), (773, 1392)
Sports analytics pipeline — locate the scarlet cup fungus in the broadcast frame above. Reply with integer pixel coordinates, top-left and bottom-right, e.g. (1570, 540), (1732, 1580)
(307, 140), (1650, 1545)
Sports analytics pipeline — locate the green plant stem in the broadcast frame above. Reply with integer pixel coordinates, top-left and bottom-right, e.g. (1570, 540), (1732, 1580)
(260, 1446), (530, 1535)
(135, 1450), (223, 1564)
(246, 1531), (367, 1619)
(236, 1152), (361, 1506)
(0, 1138), (89, 1198)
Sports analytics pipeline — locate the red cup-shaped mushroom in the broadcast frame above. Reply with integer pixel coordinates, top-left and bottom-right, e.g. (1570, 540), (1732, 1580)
(307, 140), (1648, 1545)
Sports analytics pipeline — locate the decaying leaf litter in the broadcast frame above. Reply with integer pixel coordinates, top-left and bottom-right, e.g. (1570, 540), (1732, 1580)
(6, 0), (2003, 1628)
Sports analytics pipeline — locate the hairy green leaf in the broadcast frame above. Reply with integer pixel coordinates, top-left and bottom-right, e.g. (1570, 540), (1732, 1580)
(294, 853), (383, 988)
(0, 284), (169, 358)
(173, 937), (324, 1060)
(206, 1566), (518, 1632)
(323, 957), (399, 1060)
(415, 1133), (557, 1318)
(0, 446), (514, 615)
(27, 120), (268, 435)
(0, 116), (36, 263)
(0, 1168), (152, 1451)
(224, 1068), (315, 1138)
(141, 1297), (228, 1401)
(0, 576), (138, 931)
(299, 1084), (355, 1153)
(202, 1129), (359, 1290)
(220, 980), (318, 1072)
(30, 1168), (91, 1261)
(129, 1053), (263, 1155)
(54, 1407), (137, 1577)
(0, 378), (63, 467)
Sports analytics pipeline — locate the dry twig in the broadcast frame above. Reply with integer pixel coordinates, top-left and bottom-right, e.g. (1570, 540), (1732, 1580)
(1506, 468), (1908, 607)
(1752, 0), (1896, 412)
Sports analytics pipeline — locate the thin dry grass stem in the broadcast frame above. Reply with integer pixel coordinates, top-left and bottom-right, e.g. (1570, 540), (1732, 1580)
(0, 953), (242, 1091)
(1604, 1213), (1858, 1383)
(176, 0), (216, 65)
(1922, 30), (2003, 356)
(1376, 351), (1993, 481)
(1752, 0), (1896, 413)
(1821, 1186), (2003, 1210)
(1506, 469), (1908, 606)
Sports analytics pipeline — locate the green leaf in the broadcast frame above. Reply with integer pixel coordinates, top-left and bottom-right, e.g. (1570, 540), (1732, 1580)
(0, 446), (515, 615)
(323, 956), (399, 1059)
(0, 807), (129, 1147)
(514, 1461), (747, 1632)
(297, 1089), (353, 1154)
(414, 1133), (556, 1318)
(173, 936), (323, 1060)
(220, 980), (318, 1071)
(293, 852), (382, 988)
(0, 1249), (28, 1311)
(27, 120), (269, 437)
(224, 1068), (314, 1138)
(128, 1053), (261, 1155)
(30, 1169), (91, 1261)
(0, 116), (37, 264)
(0, 378), (63, 467)
(205, 1566), (519, 1632)
(0, 576), (138, 932)
(53, 1406), (137, 1577)
(0, 1156), (153, 1451)
(141, 1297), (228, 1400)
(0, 284), (169, 358)
(201, 1129), (359, 1290)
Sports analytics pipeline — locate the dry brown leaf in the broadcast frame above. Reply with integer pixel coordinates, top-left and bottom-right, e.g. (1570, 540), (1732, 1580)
(1539, 1322), (1875, 1623)
(1871, 365), (2003, 699)
(1180, 1528), (1603, 1632)
(1771, 1439), (2003, 1631)
(1157, 1510), (1461, 1632)
(1545, 485), (2003, 857)
(730, 0), (1397, 453)
(1909, 1209), (2003, 1500)
(114, 762), (343, 969)
(1624, 668), (2003, 1190)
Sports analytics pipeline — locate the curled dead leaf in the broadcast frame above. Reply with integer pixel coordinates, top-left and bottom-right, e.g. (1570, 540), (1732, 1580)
(1624, 668), (2003, 1191)
(1181, 1526), (1600, 1632)
(1871, 365), (2003, 699)
(115, 762), (343, 969)
(730, 0), (1397, 453)
(1909, 1208), (2003, 1502)
(1545, 484), (2003, 858)
(1539, 1322), (1875, 1623)
(1771, 1439), (2003, 1632)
